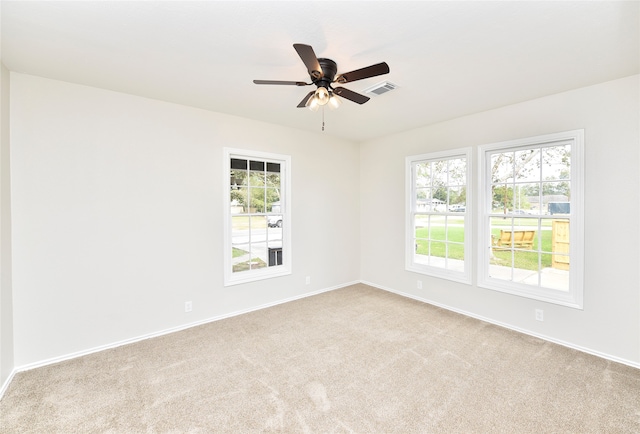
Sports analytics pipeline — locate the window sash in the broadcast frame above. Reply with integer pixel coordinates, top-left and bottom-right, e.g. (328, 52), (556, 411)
(406, 148), (472, 284)
(224, 148), (291, 286)
(478, 130), (584, 308)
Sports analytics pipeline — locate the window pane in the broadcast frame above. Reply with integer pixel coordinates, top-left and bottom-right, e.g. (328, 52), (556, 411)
(491, 221), (506, 248)
(514, 217), (540, 241)
(447, 216), (465, 270)
(249, 170), (265, 187)
(492, 184), (513, 214)
(250, 215), (267, 237)
(230, 158), (248, 170)
(414, 215), (428, 263)
(267, 214), (283, 230)
(415, 237), (427, 257)
(447, 244), (465, 271)
(416, 188), (430, 211)
(248, 242), (268, 270)
(266, 188), (280, 213)
(232, 215), (249, 241)
(230, 169), (248, 187)
(514, 250), (540, 277)
(266, 162), (280, 173)
(429, 215), (446, 241)
(266, 171), (280, 188)
(513, 249), (540, 272)
(515, 183), (539, 214)
(267, 244), (283, 267)
(515, 149), (540, 182)
(249, 160), (265, 172)
(430, 194), (446, 212)
(542, 145), (571, 180)
(231, 216), (250, 274)
(414, 214), (429, 231)
(267, 212), (283, 264)
(448, 158), (466, 185)
(415, 162), (431, 187)
(432, 161), (447, 185)
(491, 152), (514, 184)
(446, 216), (464, 243)
(429, 241), (447, 267)
(230, 186), (247, 214)
(448, 186), (465, 208)
(489, 248), (513, 281)
(551, 219), (570, 260)
(542, 181), (571, 207)
(249, 188), (265, 213)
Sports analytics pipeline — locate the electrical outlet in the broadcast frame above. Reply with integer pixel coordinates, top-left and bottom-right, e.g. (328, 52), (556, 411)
(535, 309), (544, 321)
(417, 280), (423, 290)
(185, 301), (193, 313)
(305, 276), (311, 285)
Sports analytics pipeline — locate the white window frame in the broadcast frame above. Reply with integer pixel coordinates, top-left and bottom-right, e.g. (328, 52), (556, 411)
(405, 147), (472, 284)
(477, 130), (584, 308)
(223, 148), (292, 286)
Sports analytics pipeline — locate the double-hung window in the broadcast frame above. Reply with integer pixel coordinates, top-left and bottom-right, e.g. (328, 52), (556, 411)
(406, 148), (472, 284)
(223, 148), (291, 286)
(478, 130), (584, 308)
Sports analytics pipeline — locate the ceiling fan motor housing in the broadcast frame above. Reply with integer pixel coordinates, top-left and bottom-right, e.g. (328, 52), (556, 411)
(315, 58), (337, 89)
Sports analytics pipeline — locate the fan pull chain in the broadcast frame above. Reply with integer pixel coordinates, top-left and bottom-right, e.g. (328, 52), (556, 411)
(322, 107), (325, 131)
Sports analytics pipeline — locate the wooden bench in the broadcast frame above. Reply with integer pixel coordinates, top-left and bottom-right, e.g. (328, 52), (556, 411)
(492, 230), (536, 250)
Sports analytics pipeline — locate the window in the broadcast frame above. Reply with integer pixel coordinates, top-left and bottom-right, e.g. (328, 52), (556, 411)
(223, 148), (291, 286)
(478, 130), (584, 308)
(406, 148), (472, 283)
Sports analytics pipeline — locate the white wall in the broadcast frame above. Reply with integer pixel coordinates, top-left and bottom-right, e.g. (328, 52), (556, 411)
(0, 63), (14, 386)
(9, 73), (360, 367)
(7, 72), (640, 370)
(360, 75), (640, 365)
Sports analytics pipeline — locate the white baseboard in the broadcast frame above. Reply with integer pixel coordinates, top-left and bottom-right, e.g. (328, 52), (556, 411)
(0, 368), (17, 400)
(7, 277), (633, 402)
(361, 280), (640, 370)
(12, 281), (358, 375)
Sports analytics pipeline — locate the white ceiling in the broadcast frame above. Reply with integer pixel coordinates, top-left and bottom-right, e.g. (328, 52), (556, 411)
(2, 1), (638, 142)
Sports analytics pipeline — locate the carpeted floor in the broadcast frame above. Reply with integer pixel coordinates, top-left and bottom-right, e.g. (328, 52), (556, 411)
(1, 283), (639, 433)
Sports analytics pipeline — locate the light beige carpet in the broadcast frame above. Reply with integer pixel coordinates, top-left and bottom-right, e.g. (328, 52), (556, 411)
(1, 283), (639, 433)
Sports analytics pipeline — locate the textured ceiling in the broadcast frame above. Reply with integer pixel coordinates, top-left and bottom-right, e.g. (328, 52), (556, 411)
(2, 1), (638, 142)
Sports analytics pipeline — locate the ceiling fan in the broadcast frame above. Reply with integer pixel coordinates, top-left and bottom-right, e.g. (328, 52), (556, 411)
(253, 44), (390, 110)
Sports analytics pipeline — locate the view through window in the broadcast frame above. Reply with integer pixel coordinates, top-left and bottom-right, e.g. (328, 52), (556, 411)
(224, 149), (291, 286)
(406, 148), (471, 283)
(479, 130), (584, 307)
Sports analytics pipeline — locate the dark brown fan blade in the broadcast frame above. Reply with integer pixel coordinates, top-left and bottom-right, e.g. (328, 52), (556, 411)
(335, 62), (390, 84)
(333, 87), (370, 104)
(293, 44), (323, 79)
(297, 91), (315, 108)
(253, 80), (309, 86)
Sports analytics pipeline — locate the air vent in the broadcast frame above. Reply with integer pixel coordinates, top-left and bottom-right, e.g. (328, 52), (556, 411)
(363, 81), (398, 96)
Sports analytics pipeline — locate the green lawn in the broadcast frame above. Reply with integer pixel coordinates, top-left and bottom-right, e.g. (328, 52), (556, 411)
(231, 215), (267, 230)
(232, 247), (248, 258)
(415, 226), (464, 260)
(232, 247), (267, 272)
(416, 225), (555, 271)
(232, 257), (267, 272)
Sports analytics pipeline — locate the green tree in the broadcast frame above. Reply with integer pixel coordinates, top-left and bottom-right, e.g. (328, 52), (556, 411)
(492, 185), (514, 210)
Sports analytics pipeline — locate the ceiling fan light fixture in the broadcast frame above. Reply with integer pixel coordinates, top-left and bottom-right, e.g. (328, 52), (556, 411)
(307, 97), (320, 112)
(328, 93), (341, 110)
(314, 86), (330, 106)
